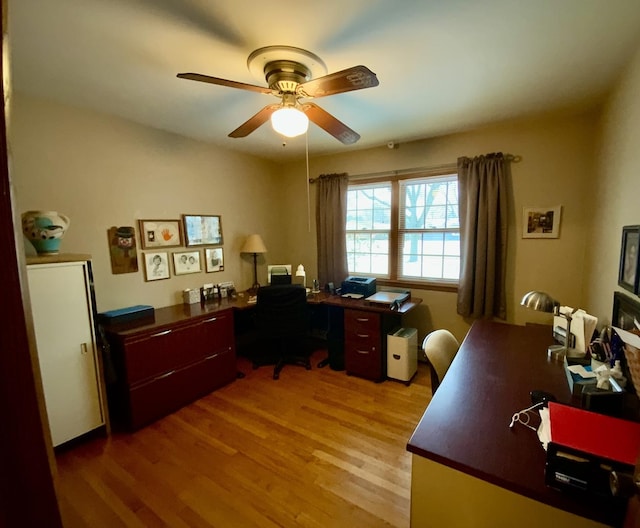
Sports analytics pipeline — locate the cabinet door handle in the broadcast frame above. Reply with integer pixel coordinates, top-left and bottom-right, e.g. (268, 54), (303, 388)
(356, 318), (369, 322)
(151, 329), (172, 338)
(356, 349), (370, 355)
(80, 343), (88, 355)
(203, 316), (218, 323)
(154, 370), (175, 380)
(356, 333), (370, 338)
(205, 353), (219, 360)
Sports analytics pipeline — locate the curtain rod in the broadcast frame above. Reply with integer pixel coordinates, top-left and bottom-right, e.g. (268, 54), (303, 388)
(309, 154), (520, 183)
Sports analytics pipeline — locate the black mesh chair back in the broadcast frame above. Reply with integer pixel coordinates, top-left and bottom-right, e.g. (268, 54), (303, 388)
(254, 285), (311, 379)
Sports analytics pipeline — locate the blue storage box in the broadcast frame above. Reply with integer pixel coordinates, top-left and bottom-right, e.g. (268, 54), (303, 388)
(98, 305), (155, 325)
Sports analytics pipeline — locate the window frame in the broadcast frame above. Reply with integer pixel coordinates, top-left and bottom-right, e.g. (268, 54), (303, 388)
(346, 168), (459, 292)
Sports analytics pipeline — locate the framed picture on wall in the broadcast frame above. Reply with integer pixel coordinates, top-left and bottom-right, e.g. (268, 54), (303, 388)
(143, 251), (170, 281)
(205, 247), (224, 273)
(138, 219), (183, 249)
(172, 250), (202, 275)
(612, 291), (640, 331)
(522, 206), (562, 239)
(182, 214), (223, 247)
(618, 225), (640, 294)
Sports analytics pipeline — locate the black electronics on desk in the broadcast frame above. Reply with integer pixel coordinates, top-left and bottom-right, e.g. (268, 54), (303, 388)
(341, 276), (376, 297)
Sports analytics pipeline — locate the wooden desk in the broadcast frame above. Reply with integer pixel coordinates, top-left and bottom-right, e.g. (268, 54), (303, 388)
(407, 320), (625, 528)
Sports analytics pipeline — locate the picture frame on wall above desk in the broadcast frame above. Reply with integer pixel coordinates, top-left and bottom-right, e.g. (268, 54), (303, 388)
(618, 225), (640, 294)
(173, 250), (202, 275)
(182, 214), (223, 247)
(138, 219), (183, 249)
(205, 247), (224, 273)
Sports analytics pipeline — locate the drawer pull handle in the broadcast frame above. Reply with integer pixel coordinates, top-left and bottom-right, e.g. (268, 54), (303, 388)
(205, 353), (220, 360)
(151, 329), (172, 338)
(356, 318), (369, 322)
(203, 317), (218, 323)
(356, 333), (369, 338)
(356, 349), (370, 355)
(155, 370), (175, 380)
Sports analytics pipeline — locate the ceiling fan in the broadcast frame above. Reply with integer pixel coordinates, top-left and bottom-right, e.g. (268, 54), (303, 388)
(177, 45), (379, 144)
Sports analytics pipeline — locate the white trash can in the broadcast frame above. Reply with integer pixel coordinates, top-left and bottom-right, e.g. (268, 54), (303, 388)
(387, 327), (418, 384)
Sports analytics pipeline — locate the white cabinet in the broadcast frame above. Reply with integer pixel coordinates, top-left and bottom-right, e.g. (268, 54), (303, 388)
(27, 256), (106, 446)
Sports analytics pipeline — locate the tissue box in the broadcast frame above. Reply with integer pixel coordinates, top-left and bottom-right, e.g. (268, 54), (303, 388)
(563, 356), (596, 396)
(183, 289), (200, 304)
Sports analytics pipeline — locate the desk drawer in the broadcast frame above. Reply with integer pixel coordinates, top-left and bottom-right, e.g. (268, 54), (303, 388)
(345, 309), (380, 337)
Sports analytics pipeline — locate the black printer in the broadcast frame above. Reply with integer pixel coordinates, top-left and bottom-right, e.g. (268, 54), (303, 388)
(341, 276), (377, 297)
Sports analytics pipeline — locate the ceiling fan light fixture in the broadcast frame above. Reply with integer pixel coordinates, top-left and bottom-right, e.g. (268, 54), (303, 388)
(270, 107), (309, 138)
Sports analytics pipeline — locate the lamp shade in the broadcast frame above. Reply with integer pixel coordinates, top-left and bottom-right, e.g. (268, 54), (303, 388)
(520, 290), (559, 313)
(240, 234), (267, 254)
(271, 107), (309, 138)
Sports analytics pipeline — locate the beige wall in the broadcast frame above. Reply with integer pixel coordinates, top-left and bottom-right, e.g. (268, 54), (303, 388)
(10, 94), (288, 312)
(281, 112), (599, 343)
(585, 45), (640, 324)
(14, 87), (630, 347)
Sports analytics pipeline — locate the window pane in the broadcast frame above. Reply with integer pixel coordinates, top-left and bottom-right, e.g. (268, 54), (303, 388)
(422, 256), (443, 277)
(423, 232), (444, 254)
(444, 232), (460, 256)
(443, 256), (460, 279)
(348, 174), (458, 281)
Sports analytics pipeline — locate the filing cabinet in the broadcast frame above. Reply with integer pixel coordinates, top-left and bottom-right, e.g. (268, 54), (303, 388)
(344, 308), (398, 381)
(105, 307), (236, 431)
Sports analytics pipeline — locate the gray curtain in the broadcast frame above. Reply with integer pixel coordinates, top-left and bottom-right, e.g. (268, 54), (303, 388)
(315, 173), (349, 287)
(457, 153), (509, 319)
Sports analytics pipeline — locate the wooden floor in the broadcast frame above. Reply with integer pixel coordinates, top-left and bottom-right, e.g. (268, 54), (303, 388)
(55, 348), (432, 528)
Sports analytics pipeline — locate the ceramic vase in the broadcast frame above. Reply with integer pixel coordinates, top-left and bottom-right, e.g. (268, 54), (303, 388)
(22, 210), (71, 254)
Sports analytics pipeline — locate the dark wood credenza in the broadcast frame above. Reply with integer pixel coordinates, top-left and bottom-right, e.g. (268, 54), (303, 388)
(102, 303), (236, 431)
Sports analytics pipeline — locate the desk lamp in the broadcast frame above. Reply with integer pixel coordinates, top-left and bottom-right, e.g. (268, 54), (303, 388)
(520, 290), (579, 360)
(241, 234), (267, 293)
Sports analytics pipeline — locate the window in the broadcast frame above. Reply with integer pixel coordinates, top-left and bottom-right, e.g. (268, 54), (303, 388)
(346, 172), (459, 285)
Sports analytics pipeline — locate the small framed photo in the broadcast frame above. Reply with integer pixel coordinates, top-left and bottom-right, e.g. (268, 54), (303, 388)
(182, 214), (223, 247)
(173, 250), (202, 275)
(143, 251), (170, 281)
(522, 206), (562, 239)
(138, 219), (183, 249)
(612, 291), (640, 331)
(618, 225), (640, 294)
(205, 247), (224, 273)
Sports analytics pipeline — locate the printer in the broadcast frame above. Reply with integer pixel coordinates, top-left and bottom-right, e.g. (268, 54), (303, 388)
(341, 276), (377, 297)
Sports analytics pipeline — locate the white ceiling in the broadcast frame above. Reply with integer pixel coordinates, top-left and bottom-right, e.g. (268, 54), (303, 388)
(9, 0), (640, 162)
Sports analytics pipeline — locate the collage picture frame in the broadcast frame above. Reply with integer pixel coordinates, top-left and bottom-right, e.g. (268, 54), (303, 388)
(182, 214), (223, 247)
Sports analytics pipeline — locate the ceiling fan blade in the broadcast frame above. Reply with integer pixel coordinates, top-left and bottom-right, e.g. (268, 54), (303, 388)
(228, 104), (280, 138)
(177, 73), (274, 95)
(298, 65), (379, 98)
(301, 103), (360, 144)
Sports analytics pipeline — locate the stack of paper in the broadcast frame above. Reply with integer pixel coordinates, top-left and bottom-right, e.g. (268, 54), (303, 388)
(553, 306), (598, 354)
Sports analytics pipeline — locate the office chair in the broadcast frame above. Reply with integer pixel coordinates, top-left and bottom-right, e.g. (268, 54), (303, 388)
(253, 284), (311, 380)
(422, 329), (460, 395)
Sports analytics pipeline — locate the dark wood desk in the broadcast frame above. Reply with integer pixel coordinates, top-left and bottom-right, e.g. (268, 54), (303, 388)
(407, 320), (625, 528)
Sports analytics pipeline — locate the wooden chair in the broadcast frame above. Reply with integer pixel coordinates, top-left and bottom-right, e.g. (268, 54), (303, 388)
(422, 329), (460, 394)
